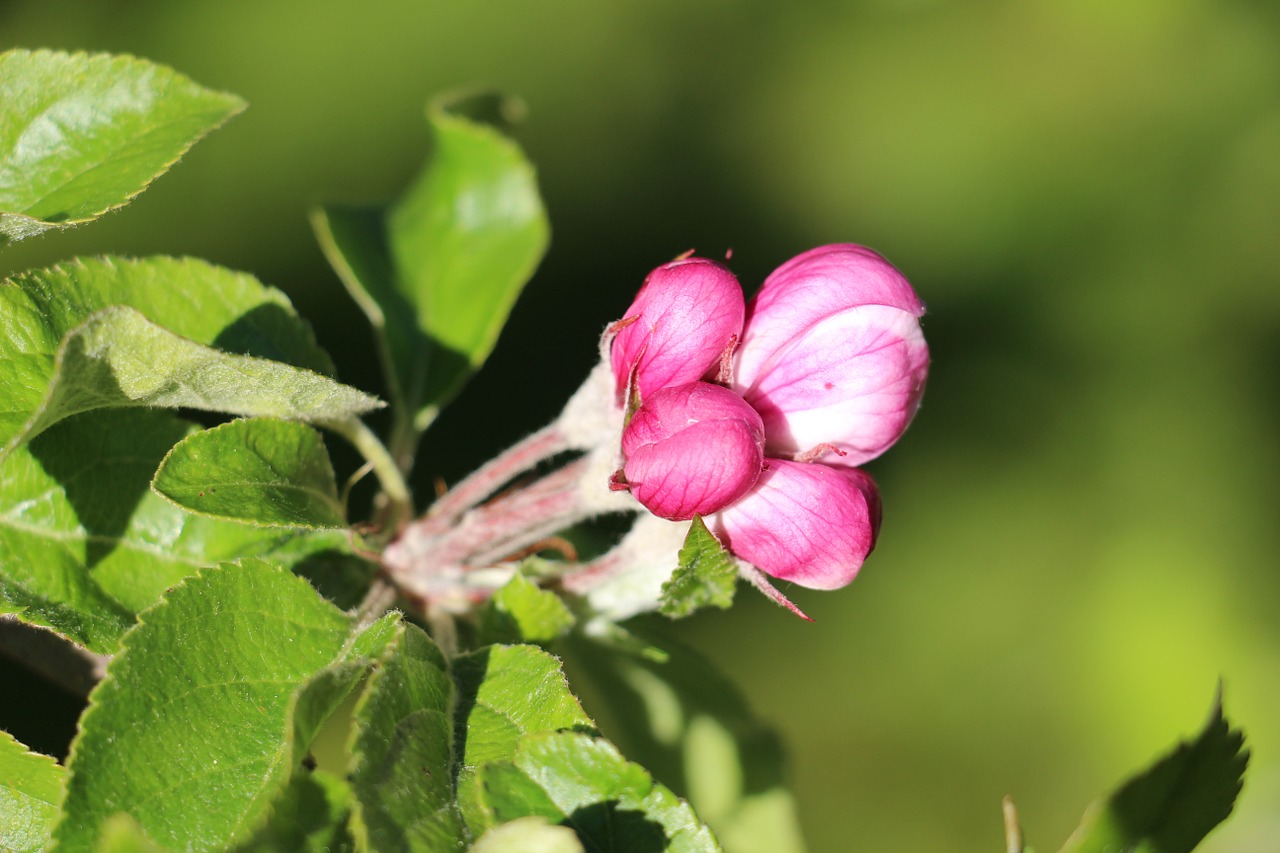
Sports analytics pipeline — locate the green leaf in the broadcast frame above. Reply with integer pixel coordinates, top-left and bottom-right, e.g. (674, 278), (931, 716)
(0, 49), (244, 243)
(477, 570), (576, 645)
(565, 634), (807, 853)
(661, 516), (738, 618)
(346, 619), (468, 852)
(312, 91), (549, 433)
(1059, 693), (1248, 853)
(0, 409), (358, 653)
(470, 817), (584, 853)
(0, 255), (351, 459)
(54, 560), (390, 852)
(479, 732), (721, 853)
(453, 644), (596, 836)
(233, 770), (356, 853)
(0, 730), (66, 853)
(153, 418), (345, 529)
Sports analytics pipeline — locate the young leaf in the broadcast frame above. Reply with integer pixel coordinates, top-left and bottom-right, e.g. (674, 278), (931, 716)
(0, 409), (352, 653)
(0, 255), (350, 459)
(479, 731), (721, 853)
(0, 49), (244, 243)
(0, 730), (66, 853)
(232, 769), (356, 853)
(54, 561), (391, 852)
(312, 91), (549, 435)
(566, 634), (808, 853)
(346, 619), (468, 852)
(153, 418), (345, 529)
(452, 644), (596, 835)
(661, 516), (738, 618)
(7, 305), (380, 457)
(476, 570), (576, 645)
(1058, 694), (1248, 853)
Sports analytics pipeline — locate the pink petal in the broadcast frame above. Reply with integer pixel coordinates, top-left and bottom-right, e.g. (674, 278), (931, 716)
(623, 382), (765, 520)
(740, 305), (929, 466)
(711, 460), (881, 590)
(611, 258), (745, 403)
(737, 244), (925, 390)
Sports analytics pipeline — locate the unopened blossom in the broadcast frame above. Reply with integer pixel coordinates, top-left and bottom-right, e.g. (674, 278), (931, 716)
(710, 461), (881, 590)
(609, 257), (743, 404)
(621, 382), (765, 521)
(610, 244), (928, 593)
(734, 244), (929, 467)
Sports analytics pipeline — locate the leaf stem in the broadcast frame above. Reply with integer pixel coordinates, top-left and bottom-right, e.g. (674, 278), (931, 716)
(326, 417), (413, 529)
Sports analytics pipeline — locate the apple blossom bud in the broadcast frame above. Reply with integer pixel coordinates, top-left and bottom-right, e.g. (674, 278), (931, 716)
(711, 460), (881, 590)
(621, 382), (765, 521)
(611, 257), (745, 404)
(735, 244), (929, 466)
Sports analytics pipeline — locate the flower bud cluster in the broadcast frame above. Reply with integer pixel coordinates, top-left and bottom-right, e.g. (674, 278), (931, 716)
(382, 244), (927, 620)
(609, 245), (928, 590)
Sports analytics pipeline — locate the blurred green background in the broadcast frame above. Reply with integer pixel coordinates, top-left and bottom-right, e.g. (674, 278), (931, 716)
(3, 1), (1278, 850)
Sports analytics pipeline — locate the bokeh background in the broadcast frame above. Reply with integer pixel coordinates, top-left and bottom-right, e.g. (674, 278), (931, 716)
(3, 1), (1278, 850)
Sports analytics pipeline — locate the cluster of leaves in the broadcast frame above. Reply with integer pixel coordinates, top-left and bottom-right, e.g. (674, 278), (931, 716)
(0, 49), (1249, 853)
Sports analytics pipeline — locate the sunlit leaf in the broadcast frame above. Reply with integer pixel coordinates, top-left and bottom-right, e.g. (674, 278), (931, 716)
(312, 91), (548, 434)
(479, 731), (720, 852)
(661, 516), (738, 618)
(153, 418), (345, 529)
(476, 570), (576, 645)
(54, 562), (394, 851)
(0, 730), (66, 853)
(1059, 694), (1248, 853)
(0, 49), (243, 243)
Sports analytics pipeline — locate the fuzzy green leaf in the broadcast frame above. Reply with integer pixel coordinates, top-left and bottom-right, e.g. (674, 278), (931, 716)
(0, 256), (351, 460)
(1059, 694), (1248, 853)
(0, 731), (66, 853)
(0, 409), (352, 653)
(477, 571), (576, 645)
(0, 49), (244, 243)
(153, 418), (345, 529)
(453, 644), (596, 836)
(661, 517), (738, 618)
(54, 561), (392, 852)
(312, 92), (549, 432)
(479, 732), (721, 853)
(346, 619), (466, 852)
(232, 770), (356, 853)
(566, 635), (807, 853)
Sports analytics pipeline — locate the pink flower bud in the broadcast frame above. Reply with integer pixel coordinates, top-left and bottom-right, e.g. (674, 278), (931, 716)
(711, 460), (881, 590)
(611, 258), (745, 404)
(735, 244), (929, 466)
(621, 382), (765, 521)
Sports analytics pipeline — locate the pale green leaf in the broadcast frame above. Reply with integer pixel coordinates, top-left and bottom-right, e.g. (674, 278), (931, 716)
(0, 409), (359, 653)
(347, 619), (467, 852)
(312, 92), (549, 432)
(661, 516), (738, 618)
(153, 418), (345, 529)
(0, 730), (66, 853)
(477, 570), (576, 645)
(453, 644), (595, 837)
(479, 732), (721, 853)
(0, 49), (244, 243)
(566, 634), (807, 853)
(54, 560), (386, 852)
(1059, 694), (1248, 853)
(0, 255), (351, 459)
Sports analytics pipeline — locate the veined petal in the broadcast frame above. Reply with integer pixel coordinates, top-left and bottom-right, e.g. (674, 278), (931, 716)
(740, 304), (929, 465)
(711, 460), (880, 590)
(737, 244), (925, 390)
(623, 382), (764, 520)
(611, 257), (744, 402)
